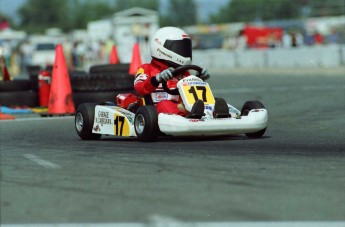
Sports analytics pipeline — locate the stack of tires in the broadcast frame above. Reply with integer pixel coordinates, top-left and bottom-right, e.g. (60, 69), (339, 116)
(0, 63), (134, 109)
(71, 64), (135, 108)
(0, 79), (38, 107)
(0, 65), (49, 108)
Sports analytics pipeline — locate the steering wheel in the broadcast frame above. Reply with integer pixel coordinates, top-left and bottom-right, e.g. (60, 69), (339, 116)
(162, 65), (203, 95)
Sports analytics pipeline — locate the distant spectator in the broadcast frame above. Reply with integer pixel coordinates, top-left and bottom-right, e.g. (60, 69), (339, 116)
(304, 32), (315, 46)
(235, 29), (247, 50)
(99, 41), (107, 62)
(295, 32), (304, 47)
(313, 32), (324, 45)
(105, 37), (115, 61)
(267, 31), (280, 48)
(282, 31), (292, 48)
(62, 41), (74, 69)
(291, 33), (298, 47)
(222, 35), (237, 50)
(327, 30), (338, 44)
(19, 40), (33, 70)
(0, 18), (9, 31)
(90, 40), (100, 60)
(71, 42), (79, 68)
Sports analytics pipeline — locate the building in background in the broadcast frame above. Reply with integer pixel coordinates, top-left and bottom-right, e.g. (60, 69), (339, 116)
(87, 7), (159, 63)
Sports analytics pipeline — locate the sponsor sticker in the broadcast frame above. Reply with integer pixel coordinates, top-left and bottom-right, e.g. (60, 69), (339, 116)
(95, 111), (112, 126)
(114, 107), (135, 124)
(93, 124), (100, 132)
(189, 119), (201, 122)
(152, 92), (168, 102)
(157, 48), (172, 59)
(205, 105), (213, 111)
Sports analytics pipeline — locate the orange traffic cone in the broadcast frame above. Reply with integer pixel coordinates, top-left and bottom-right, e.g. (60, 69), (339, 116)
(129, 43), (142, 75)
(0, 56), (11, 81)
(109, 45), (119, 64)
(48, 44), (75, 115)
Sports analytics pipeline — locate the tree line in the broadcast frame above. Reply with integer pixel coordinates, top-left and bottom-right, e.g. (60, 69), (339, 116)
(210, 0), (345, 23)
(2, 0), (344, 33)
(15, 0), (197, 33)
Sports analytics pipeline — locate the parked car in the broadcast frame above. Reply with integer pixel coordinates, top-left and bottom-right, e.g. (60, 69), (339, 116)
(31, 43), (56, 68)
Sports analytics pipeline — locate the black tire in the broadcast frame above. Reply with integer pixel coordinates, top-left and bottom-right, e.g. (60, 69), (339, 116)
(71, 71), (134, 92)
(0, 91), (38, 107)
(29, 74), (39, 91)
(0, 80), (32, 92)
(134, 106), (160, 142)
(91, 73), (134, 91)
(70, 73), (91, 92)
(75, 103), (101, 140)
(241, 101), (267, 138)
(89, 64), (129, 74)
(69, 70), (89, 77)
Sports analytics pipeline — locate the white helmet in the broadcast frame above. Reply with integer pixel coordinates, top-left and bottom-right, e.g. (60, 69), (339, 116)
(150, 27), (192, 66)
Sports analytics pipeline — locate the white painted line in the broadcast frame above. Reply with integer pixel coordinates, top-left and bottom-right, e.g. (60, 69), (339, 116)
(2, 222), (345, 227)
(23, 154), (61, 169)
(1, 224), (142, 227)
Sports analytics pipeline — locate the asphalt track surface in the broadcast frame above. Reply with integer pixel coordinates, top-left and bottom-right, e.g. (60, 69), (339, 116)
(1, 69), (345, 226)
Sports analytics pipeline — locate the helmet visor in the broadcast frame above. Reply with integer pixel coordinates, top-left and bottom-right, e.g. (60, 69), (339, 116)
(164, 38), (192, 58)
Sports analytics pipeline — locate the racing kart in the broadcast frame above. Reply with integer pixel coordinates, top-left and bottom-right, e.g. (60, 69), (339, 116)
(75, 65), (268, 142)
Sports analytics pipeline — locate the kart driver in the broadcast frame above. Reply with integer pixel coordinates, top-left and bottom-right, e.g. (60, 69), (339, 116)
(134, 26), (229, 119)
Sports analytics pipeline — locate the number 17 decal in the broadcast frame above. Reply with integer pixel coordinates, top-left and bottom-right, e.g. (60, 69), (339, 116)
(188, 86), (207, 102)
(114, 115), (130, 136)
(183, 85), (215, 105)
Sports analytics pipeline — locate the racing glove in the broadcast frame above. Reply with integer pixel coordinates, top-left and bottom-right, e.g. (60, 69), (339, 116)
(155, 67), (174, 82)
(200, 68), (210, 81)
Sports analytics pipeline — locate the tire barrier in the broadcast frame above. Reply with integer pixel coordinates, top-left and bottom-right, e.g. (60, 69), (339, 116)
(72, 64), (135, 108)
(89, 64), (130, 74)
(0, 91), (38, 107)
(71, 64), (134, 92)
(1, 63), (135, 108)
(0, 79), (38, 107)
(0, 80), (32, 92)
(71, 73), (134, 92)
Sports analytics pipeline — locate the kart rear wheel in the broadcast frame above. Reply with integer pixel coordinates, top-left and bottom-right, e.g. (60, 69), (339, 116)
(75, 103), (101, 140)
(241, 101), (266, 138)
(134, 106), (160, 142)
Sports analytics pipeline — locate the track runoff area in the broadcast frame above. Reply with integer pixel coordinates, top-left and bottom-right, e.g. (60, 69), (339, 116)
(1, 71), (344, 226)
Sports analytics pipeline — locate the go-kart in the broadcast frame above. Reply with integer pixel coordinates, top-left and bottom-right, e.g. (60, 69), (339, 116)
(75, 65), (268, 142)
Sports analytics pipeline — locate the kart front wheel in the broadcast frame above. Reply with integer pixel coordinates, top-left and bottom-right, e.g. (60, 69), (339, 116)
(134, 106), (160, 142)
(241, 101), (267, 138)
(75, 103), (101, 140)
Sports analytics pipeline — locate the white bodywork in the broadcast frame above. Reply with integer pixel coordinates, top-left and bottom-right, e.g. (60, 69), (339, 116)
(158, 109), (267, 136)
(92, 104), (267, 137)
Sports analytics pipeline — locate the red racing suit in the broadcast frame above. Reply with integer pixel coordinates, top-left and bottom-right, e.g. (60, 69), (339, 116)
(134, 59), (187, 116)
